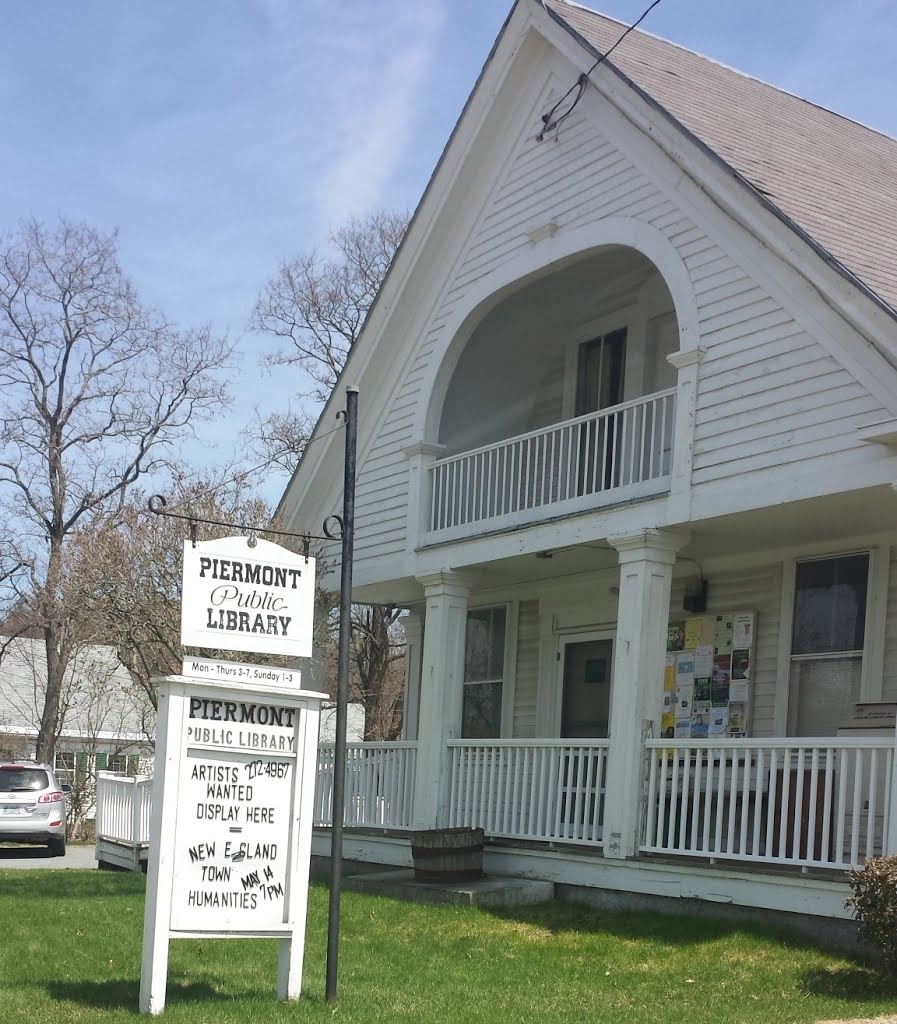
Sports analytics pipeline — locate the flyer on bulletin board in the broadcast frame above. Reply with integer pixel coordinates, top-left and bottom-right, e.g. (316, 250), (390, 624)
(661, 610), (755, 739)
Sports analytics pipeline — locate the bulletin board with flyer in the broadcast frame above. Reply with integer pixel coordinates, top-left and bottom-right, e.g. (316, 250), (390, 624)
(661, 611), (757, 740)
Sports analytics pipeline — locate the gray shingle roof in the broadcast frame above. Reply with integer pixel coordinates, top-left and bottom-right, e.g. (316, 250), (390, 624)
(544, 0), (897, 315)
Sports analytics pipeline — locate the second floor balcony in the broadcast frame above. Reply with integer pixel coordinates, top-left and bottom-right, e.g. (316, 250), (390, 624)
(423, 245), (682, 543)
(428, 387), (676, 538)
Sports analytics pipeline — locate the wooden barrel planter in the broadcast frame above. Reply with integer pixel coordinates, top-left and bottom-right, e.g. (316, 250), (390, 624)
(410, 827), (485, 883)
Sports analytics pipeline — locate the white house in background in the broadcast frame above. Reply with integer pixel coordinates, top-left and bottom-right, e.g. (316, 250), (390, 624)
(0, 636), (154, 783)
(318, 703), (366, 743)
(278, 0), (897, 921)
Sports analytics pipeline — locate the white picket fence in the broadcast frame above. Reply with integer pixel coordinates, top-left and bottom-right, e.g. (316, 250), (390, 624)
(314, 742), (417, 829)
(446, 740), (610, 845)
(641, 738), (895, 869)
(429, 389), (675, 533)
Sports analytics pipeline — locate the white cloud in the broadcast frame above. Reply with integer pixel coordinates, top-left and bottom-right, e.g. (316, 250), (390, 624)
(267, 1), (446, 230)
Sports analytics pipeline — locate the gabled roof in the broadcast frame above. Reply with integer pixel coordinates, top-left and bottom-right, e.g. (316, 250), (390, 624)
(544, 0), (897, 315)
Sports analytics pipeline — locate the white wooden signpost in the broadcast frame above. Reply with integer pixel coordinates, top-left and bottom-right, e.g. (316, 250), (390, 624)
(140, 535), (324, 1015)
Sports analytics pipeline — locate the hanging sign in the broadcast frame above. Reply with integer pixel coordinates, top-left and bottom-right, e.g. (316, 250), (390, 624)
(180, 536), (315, 658)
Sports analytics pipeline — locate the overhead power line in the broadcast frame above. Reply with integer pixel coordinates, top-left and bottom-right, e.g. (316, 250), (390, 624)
(537, 0), (664, 141)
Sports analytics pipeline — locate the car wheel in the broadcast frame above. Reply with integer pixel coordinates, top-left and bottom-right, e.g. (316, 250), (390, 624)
(48, 836), (66, 858)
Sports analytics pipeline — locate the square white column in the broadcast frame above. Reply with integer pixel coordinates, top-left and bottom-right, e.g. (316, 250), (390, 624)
(604, 530), (688, 859)
(411, 571), (471, 829)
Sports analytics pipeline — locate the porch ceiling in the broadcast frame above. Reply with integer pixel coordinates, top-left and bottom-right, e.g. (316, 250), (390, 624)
(682, 483), (897, 563)
(351, 483), (897, 606)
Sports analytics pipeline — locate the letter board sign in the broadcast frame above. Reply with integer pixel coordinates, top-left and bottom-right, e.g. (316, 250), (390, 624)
(140, 676), (325, 1014)
(180, 536), (315, 658)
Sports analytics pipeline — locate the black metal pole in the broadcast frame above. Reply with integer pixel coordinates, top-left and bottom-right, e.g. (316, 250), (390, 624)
(326, 386), (358, 1003)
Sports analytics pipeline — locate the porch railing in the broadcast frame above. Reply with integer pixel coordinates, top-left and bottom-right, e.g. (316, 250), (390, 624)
(94, 772), (153, 845)
(314, 741), (417, 829)
(447, 740), (610, 845)
(641, 738), (894, 870)
(429, 388), (676, 533)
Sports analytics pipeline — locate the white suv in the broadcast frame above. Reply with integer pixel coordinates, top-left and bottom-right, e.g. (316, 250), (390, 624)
(0, 762), (70, 856)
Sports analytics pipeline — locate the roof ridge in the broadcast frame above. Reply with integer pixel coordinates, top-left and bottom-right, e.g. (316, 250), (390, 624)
(545, 0), (897, 146)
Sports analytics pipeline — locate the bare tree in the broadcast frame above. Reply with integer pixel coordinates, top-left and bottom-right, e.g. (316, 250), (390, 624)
(252, 210), (410, 740)
(349, 607), (406, 741)
(242, 404), (315, 477)
(251, 209), (407, 402)
(0, 218), (232, 762)
(68, 478), (274, 713)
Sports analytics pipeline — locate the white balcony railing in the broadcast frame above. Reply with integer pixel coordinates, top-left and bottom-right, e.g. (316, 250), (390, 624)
(314, 742), (417, 829)
(429, 389), (675, 534)
(447, 740), (610, 845)
(641, 738), (894, 870)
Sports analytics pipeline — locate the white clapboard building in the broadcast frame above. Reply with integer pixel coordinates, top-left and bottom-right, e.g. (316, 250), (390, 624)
(277, 0), (897, 921)
(0, 636), (153, 784)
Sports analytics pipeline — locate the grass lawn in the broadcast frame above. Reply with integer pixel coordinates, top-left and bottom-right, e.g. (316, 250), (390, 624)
(0, 870), (894, 1023)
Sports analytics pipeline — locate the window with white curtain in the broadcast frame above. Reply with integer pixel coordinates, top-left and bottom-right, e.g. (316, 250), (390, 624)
(789, 553), (869, 736)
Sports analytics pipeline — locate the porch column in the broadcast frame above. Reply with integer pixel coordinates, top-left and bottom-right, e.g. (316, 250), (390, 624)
(401, 611), (424, 741)
(887, 719), (897, 855)
(604, 529), (688, 859)
(411, 571), (471, 830)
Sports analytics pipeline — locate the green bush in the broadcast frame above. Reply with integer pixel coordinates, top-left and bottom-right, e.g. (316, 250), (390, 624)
(847, 854), (897, 976)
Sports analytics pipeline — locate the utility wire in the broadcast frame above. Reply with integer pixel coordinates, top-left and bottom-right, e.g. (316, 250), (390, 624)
(537, 0), (664, 141)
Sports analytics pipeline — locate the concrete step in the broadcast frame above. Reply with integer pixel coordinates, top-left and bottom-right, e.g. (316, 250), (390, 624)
(343, 869), (554, 908)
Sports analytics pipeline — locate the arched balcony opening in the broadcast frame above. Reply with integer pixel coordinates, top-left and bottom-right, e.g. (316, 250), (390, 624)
(429, 246), (680, 538)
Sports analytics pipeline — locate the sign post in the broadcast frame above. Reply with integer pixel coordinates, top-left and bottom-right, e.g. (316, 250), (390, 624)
(140, 534), (323, 1015)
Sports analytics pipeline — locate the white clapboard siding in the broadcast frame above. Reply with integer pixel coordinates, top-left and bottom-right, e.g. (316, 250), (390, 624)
(342, 52), (891, 577)
(691, 261), (889, 485)
(671, 564), (783, 737)
(512, 600), (541, 738)
(353, 107), (687, 571)
(527, 354), (565, 432)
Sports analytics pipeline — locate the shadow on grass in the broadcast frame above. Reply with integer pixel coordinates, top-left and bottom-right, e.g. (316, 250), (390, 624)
(483, 899), (773, 942)
(479, 898), (870, 961)
(799, 965), (896, 1000)
(47, 977), (279, 1010)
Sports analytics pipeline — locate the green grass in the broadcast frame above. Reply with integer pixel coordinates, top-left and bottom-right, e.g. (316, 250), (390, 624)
(0, 870), (895, 1023)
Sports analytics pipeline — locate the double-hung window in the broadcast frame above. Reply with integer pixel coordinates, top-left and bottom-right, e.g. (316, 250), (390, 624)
(789, 553), (869, 736)
(461, 607), (506, 739)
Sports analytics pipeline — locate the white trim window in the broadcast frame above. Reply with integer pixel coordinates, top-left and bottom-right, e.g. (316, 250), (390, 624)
(789, 552), (869, 736)
(54, 752), (76, 787)
(462, 607), (506, 739)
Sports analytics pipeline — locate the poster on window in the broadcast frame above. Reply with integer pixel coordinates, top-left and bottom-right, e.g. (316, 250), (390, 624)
(660, 611), (756, 739)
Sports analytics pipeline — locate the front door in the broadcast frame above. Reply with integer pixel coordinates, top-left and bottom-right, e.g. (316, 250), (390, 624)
(561, 638), (614, 738)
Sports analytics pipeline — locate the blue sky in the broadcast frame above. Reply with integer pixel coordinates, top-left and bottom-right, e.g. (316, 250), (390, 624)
(2, 0), (894, 503)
